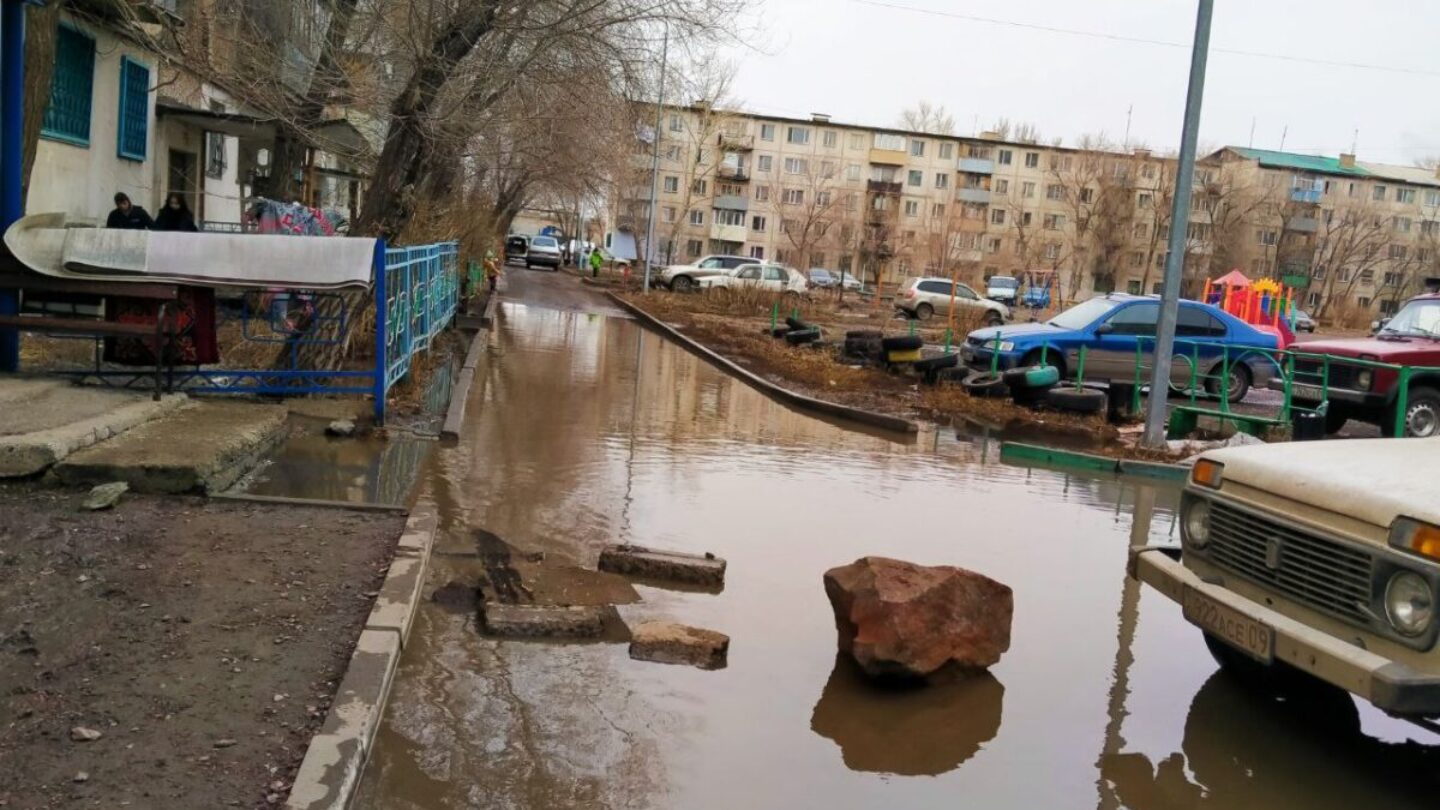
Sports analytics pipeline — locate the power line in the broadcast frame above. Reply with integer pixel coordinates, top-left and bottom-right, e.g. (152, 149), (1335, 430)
(848, 0), (1440, 79)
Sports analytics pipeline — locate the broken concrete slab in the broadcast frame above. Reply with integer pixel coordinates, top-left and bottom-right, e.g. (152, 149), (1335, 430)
(598, 544), (726, 587)
(628, 622), (729, 670)
(0, 381), (186, 477)
(53, 401), (288, 494)
(480, 604), (606, 639)
(81, 481), (129, 511)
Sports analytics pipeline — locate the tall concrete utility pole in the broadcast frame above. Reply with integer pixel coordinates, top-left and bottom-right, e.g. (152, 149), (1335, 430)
(642, 23), (669, 294)
(1142, 0), (1214, 448)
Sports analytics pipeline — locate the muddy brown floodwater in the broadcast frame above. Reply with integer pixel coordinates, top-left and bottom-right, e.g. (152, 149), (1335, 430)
(355, 274), (1440, 810)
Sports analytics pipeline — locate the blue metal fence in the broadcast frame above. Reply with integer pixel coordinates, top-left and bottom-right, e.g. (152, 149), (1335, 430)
(382, 242), (459, 391)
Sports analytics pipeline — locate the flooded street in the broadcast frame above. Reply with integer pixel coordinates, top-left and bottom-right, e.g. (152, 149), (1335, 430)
(355, 272), (1440, 809)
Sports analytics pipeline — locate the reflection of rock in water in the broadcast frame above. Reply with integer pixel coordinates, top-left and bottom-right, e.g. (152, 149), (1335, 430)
(809, 654), (1003, 776)
(1101, 671), (1440, 810)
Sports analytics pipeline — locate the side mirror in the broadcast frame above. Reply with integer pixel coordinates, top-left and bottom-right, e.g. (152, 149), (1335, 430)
(1096, 323), (1114, 335)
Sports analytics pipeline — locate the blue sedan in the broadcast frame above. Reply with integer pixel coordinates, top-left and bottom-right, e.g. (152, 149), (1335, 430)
(960, 294), (1281, 401)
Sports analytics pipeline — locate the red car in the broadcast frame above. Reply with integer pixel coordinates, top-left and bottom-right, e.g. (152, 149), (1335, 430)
(1278, 291), (1440, 436)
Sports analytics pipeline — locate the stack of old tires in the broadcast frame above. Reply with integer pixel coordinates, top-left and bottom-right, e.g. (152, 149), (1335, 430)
(772, 316), (822, 346)
(1001, 365), (1060, 406)
(880, 335), (923, 366)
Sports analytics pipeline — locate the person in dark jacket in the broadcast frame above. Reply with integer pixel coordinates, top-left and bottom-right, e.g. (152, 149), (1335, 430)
(152, 192), (198, 232)
(105, 192), (153, 230)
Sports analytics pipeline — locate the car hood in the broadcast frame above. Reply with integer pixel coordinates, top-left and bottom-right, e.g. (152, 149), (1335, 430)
(1297, 336), (1440, 360)
(1202, 438), (1440, 529)
(968, 322), (1059, 343)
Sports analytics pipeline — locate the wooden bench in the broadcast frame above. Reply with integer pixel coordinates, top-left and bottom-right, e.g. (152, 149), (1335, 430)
(0, 270), (181, 400)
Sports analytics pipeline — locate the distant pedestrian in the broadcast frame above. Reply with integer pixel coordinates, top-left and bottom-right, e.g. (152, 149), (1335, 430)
(105, 192), (153, 230)
(152, 192), (198, 232)
(589, 247), (604, 278)
(484, 250), (501, 292)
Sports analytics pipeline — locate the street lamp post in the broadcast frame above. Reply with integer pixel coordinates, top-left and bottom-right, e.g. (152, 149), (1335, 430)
(641, 23), (669, 294)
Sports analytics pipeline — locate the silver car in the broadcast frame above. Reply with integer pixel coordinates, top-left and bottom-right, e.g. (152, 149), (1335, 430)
(894, 277), (1009, 325)
(660, 255), (751, 292)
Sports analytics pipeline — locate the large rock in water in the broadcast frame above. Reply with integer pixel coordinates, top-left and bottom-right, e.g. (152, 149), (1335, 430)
(823, 556), (1013, 681)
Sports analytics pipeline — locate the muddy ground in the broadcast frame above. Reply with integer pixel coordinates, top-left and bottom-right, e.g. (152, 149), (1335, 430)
(0, 485), (403, 809)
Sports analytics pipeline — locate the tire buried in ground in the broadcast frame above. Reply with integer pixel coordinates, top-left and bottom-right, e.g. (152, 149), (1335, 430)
(1045, 386), (1107, 414)
(963, 373), (1009, 398)
(936, 366), (973, 386)
(880, 335), (923, 352)
(785, 316), (810, 331)
(784, 328), (822, 346)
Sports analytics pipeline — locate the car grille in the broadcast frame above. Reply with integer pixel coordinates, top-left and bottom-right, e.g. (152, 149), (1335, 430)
(1292, 358), (1364, 390)
(1206, 501), (1375, 624)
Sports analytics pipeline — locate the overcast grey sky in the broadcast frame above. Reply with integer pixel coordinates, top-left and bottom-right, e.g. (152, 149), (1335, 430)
(721, 0), (1440, 163)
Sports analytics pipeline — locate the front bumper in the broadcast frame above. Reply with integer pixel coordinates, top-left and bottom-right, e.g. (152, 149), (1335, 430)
(1130, 546), (1440, 716)
(527, 254), (561, 266)
(959, 344), (1022, 371)
(1265, 379), (1385, 408)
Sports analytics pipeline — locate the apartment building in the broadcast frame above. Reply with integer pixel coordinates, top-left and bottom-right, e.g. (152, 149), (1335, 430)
(613, 106), (1440, 321)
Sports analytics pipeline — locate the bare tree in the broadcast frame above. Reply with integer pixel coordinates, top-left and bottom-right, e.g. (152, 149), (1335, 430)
(898, 101), (956, 135)
(1310, 200), (1394, 320)
(990, 117), (1041, 144)
(778, 161), (846, 270)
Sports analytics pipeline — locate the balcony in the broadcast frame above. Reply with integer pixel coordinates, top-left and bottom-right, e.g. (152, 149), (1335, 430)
(714, 194), (749, 212)
(718, 132), (755, 151)
(1286, 215), (1319, 233)
(868, 148), (908, 166)
(1290, 187), (1323, 204)
(958, 157), (995, 174)
(710, 222), (747, 243)
(867, 180), (903, 196)
(717, 165), (751, 182)
(956, 187), (992, 204)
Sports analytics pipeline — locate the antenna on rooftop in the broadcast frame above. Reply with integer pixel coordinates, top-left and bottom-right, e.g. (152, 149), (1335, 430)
(1350, 129), (1358, 155)
(1248, 117), (1255, 148)
(1278, 125), (1287, 151)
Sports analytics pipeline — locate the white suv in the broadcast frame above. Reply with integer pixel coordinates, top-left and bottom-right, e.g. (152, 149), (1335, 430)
(660, 255), (751, 292)
(697, 264), (808, 296)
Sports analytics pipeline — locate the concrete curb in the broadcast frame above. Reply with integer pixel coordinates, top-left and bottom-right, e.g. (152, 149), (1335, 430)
(441, 313), (492, 442)
(0, 392), (187, 478)
(285, 503), (438, 810)
(208, 492), (411, 515)
(479, 292), (500, 328)
(608, 293), (919, 435)
(998, 441), (1189, 482)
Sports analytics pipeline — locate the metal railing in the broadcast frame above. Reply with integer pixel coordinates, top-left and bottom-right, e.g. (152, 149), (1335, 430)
(382, 242), (460, 391)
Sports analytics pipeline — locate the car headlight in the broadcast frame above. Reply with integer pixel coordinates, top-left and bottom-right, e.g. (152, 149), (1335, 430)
(1183, 497), (1211, 548)
(1356, 370), (1374, 390)
(1384, 571), (1434, 637)
(990, 341), (1015, 352)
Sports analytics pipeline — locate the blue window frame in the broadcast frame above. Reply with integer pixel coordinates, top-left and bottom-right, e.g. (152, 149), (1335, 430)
(41, 26), (96, 146)
(117, 56), (151, 161)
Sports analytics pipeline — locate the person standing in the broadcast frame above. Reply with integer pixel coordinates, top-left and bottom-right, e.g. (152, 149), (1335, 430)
(589, 246), (604, 279)
(105, 192), (153, 230)
(484, 250), (501, 292)
(152, 192), (198, 232)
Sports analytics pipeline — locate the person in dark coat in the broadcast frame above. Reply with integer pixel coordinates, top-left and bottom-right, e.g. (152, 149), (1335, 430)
(105, 192), (153, 230)
(152, 192), (199, 232)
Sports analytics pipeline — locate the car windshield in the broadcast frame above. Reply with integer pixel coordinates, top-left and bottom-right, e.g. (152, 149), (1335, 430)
(810, 269), (831, 278)
(1380, 299), (1440, 337)
(531, 236), (557, 248)
(1047, 297), (1119, 330)
(989, 277), (1018, 289)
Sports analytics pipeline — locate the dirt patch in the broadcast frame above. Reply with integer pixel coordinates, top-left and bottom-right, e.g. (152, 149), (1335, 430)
(0, 485), (404, 809)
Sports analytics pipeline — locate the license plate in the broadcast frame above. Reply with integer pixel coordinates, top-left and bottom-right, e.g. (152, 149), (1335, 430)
(1291, 383), (1324, 401)
(1182, 586), (1274, 663)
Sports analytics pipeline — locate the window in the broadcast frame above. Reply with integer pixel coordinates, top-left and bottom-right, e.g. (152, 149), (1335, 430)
(935, 173), (949, 189)
(1360, 269), (1375, 284)
(715, 208), (744, 226)
(990, 208), (1006, 225)
(1337, 268), (1352, 283)
(662, 206), (677, 223)
(775, 249), (791, 265)
(663, 176), (679, 193)
(1348, 182), (1358, 197)
(686, 239), (703, 257)
(1177, 307), (1226, 337)
(779, 219), (796, 234)
(998, 149), (1013, 165)
(1129, 251), (1145, 268)
(820, 161), (836, 178)
(1307, 292), (1322, 308)
(848, 133), (865, 149)
(753, 185), (770, 202)
(1021, 182), (1036, 198)
(1390, 244), (1408, 260)
(784, 157), (808, 174)
(904, 200), (919, 217)
(757, 155), (773, 172)
(910, 139), (926, 157)
(1423, 220), (1440, 236)
(1043, 242), (1062, 260)
(1045, 184), (1065, 201)
(1127, 279), (1142, 295)
(760, 124), (775, 141)
(1380, 298), (1401, 316)
(1020, 211), (1033, 227)
(1398, 188), (1417, 204)
(669, 114), (683, 132)
(1105, 302), (1160, 335)
(962, 203), (985, 220)
(932, 203), (946, 218)
(665, 145), (681, 161)
(116, 57), (150, 161)
(783, 188), (805, 205)
(816, 190), (832, 207)
(1049, 154), (1072, 171)
(1138, 192), (1153, 208)
(1142, 163), (1157, 179)
(692, 178), (707, 195)
(205, 131), (227, 179)
(1133, 223), (1148, 238)
(1384, 271), (1402, 286)
(939, 143), (954, 160)
(787, 126), (811, 145)
(1421, 248), (1434, 262)
(1395, 216), (1413, 233)
(1024, 152), (1039, 168)
(907, 169), (922, 187)
(994, 179), (1009, 194)
(751, 215), (767, 232)
(1373, 185), (1388, 201)
(1043, 213), (1065, 230)
(874, 133), (906, 151)
(986, 237), (1002, 254)
(846, 163), (862, 181)
(1257, 229), (1278, 246)
(1427, 191), (1440, 207)
(1187, 222), (1212, 241)
(1358, 297), (1372, 309)
(689, 210), (704, 226)
(749, 245), (765, 259)
(823, 130), (838, 148)
(1079, 188), (1094, 204)
(43, 26), (96, 145)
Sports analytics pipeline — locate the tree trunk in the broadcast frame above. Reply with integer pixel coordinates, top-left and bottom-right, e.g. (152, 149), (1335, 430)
(20, 2), (63, 208)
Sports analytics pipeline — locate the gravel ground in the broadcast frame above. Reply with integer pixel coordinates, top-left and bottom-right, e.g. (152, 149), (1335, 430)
(0, 484), (403, 809)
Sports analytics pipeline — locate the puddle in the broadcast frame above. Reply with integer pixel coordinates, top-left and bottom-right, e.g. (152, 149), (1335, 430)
(354, 300), (1440, 810)
(237, 419), (430, 506)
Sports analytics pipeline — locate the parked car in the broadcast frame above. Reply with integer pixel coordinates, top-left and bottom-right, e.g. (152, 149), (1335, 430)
(895, 277), (1009, 325)
(986, 275), (1020, 306)
(1271, 291), (1440, 436)
(504, 235), (529, 265)
(1132, 439), (1440, 723)
(525, 235), (562, 270)
(660, 254), (751, 292)
(837, 272), (864, 292)
(807, 268), (838, 288)
(1292, 309), (1317, 333)
(697, 263), (808, 297)
(961, 294), (1280, 401)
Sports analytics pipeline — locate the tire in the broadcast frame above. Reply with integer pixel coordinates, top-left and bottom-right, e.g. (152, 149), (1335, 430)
(783, 328), (821, 346)
(914, 302), (935, 320)
(785, 317), (809, 331)
(984, 310), (1004, 327)
(1206, 363), (1252, 403)
(1324, 405), (1350, 435)
(1003, 364), (1060, 390)
(1045, 386), (1107, 414)
(936, 367), (972, 386)
(1019, 349), (1064, 380)
(912, 353), (960, 373)
(1202, 632), (1340, 700)
(1383, 385), (1440, 438)
(671, 275), (696, 293)
(880, 335), (923, 352)
(845, 329), (882, 339)
(767, 327), (791, 338)
(1012, 384), (1055, 407)
(963, 373), (1009, 398)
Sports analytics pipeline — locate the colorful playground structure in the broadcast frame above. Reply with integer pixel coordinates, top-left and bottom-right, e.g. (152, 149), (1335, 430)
(1202, 270), (1298, 348)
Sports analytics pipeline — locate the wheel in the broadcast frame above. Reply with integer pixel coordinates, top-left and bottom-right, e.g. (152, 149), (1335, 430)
(984, 310), (1004, 327)
(782, 290), (802, 303)
(963, 373), (1009, 398)
(1206, 363), (1252, 403)
(671, 275), (696, 293)
(1383, 385), (1440, 438)
(1202, 632), (1342, 700)
(1045, 386), (1107, 413)
(880, 335), (923, 352)
(1018, 349), (1064, 380)
(1324, 405), (1350, 435)
(915, 302), (934, 320)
